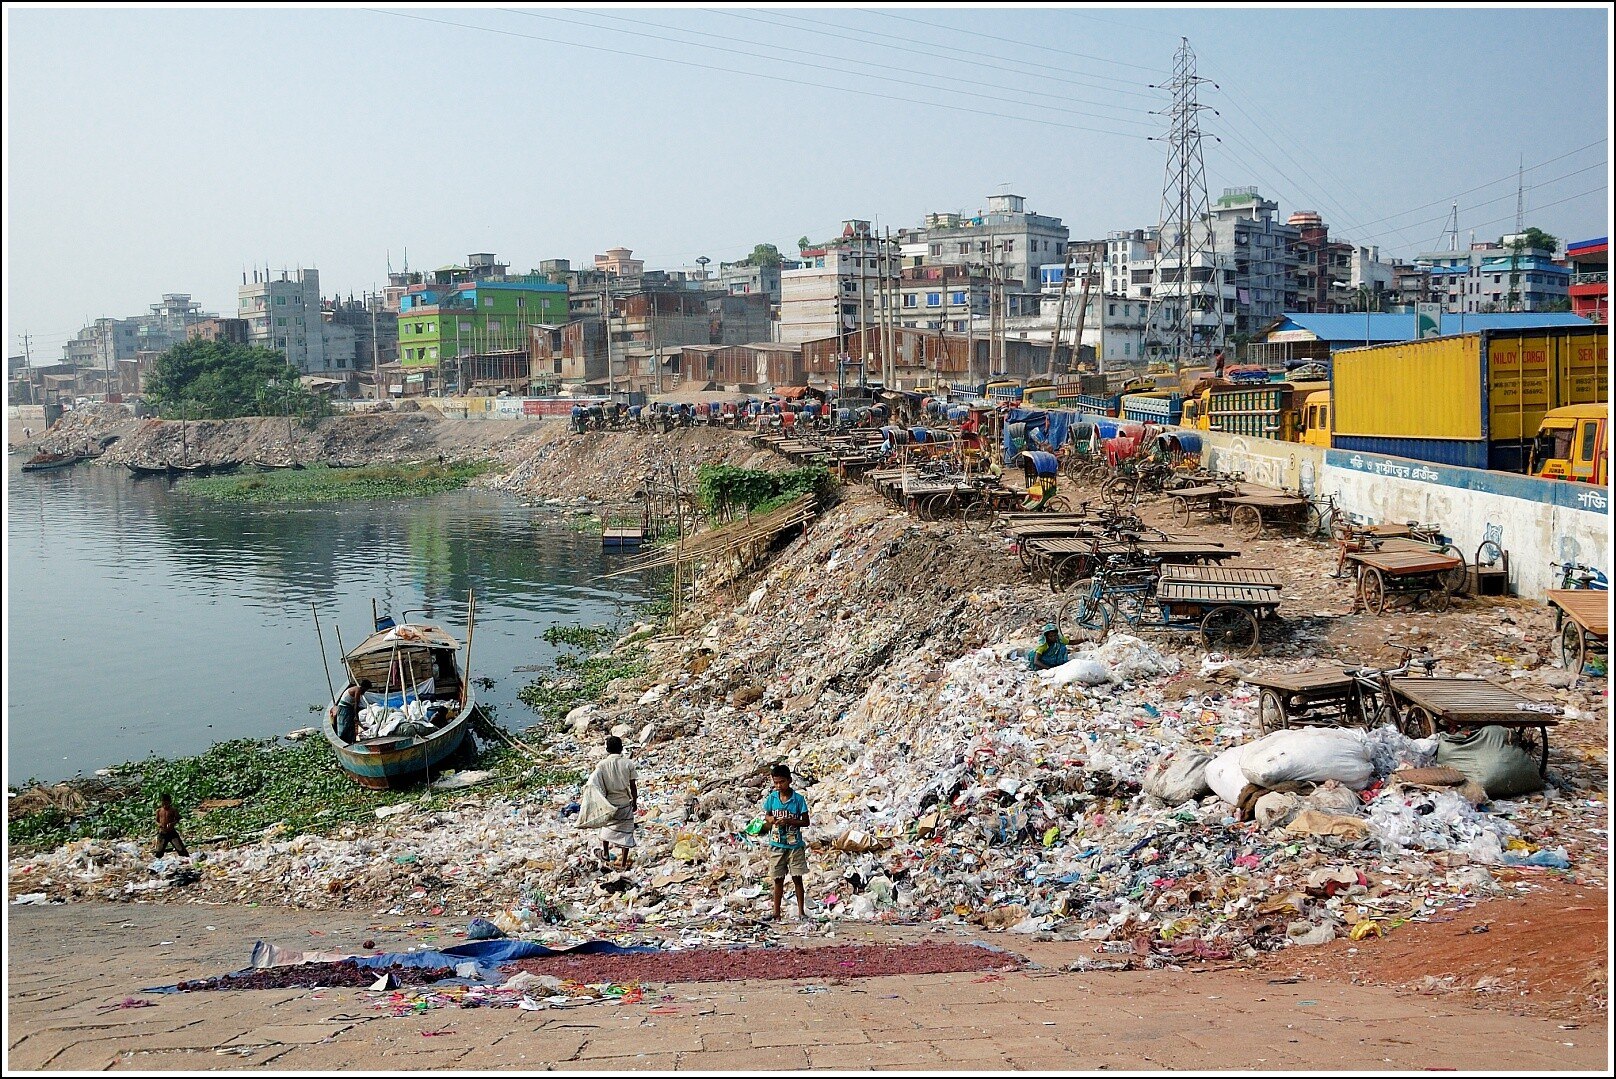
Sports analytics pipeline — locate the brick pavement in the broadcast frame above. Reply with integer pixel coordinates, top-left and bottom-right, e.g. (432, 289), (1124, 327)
(5, 903), (1606, 1071)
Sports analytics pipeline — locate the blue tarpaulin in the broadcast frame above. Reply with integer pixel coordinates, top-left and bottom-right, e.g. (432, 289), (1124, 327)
(146, 938), (658, 993)
(1003, 408), (1081, 457)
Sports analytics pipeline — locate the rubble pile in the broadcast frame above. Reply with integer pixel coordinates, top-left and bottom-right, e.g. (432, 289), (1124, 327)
(9, 483), (1607, 966)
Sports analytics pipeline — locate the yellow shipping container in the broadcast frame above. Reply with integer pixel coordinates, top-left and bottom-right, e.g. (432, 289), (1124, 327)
(1333, 327), (1608, 443)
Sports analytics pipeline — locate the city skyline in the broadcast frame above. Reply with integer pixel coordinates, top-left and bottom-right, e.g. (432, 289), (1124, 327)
(5, 3), (1610, 353)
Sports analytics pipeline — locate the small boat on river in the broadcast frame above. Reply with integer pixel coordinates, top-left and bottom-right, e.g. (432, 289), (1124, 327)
(21, 451), (86, 473)
(319, 597), (478, 789)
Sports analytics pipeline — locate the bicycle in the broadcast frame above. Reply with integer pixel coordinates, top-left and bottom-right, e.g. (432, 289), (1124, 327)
(1553, 561), (1609, 591)
(1343, 641), (1440, 737)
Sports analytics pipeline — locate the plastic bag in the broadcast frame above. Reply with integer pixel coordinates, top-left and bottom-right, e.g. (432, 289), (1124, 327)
(1043, 657), (1110, 686)
(576, 778), (616, 830)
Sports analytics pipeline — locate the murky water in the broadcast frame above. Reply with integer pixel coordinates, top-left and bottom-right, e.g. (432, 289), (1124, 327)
(5, 461), (659, 782)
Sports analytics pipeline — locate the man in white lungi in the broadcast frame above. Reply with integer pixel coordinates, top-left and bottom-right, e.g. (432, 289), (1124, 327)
(583, 735), (639, 869)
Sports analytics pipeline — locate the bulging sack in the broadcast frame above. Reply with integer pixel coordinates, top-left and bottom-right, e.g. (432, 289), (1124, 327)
(1435, 725), (1544, 799)
(1142, 750), (1212, 806)
(1241, 728), (1374, 790)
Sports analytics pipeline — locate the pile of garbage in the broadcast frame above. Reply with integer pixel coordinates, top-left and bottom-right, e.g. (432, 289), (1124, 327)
(8, 492), (1604, 965)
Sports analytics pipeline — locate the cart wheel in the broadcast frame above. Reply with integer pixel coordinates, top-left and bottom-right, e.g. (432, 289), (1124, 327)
(1301, 503), (1323, 538)
(927, 494), (955, 522)
(961, 500), (994, 532)
(1177, 498), (1195, 529)
(1046, 496), (1072, 513)
(1201, 606), (1260, 656)
(1047, 558), (1079, 594)
(1102, 477), (1131, 506)
(1359, 568), (1387, 615)
(1016, 541), (1036, 572)
(1401, 705), (1437, 740)
(1436, 544), (1468, 594)
(1561, 620), (1587, 674)
(1258, 689), (1288, 734)
(1060, 593), (1111, 643)
(1231, 504), (1263, 541)
(1515, 725), (1551, 777)
(1425, 588), (1452, 613)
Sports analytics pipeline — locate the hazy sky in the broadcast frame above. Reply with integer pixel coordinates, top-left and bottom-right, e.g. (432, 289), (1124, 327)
(5, 3), (1610, 357)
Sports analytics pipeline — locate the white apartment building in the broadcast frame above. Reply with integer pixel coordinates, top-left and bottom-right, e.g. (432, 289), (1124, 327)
(239, 268), (350, 372)
(778, 226), (897, 344)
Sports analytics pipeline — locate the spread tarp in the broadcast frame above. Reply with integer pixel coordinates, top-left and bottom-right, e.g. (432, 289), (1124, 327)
(145, 938), (657, 992)
(1002, 408), (1079, 456)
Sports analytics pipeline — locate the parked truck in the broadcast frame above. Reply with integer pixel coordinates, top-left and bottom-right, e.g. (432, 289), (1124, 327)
(1531, 403), (1608, 486)
(1180, 380), (1330, 442)
(1330, 326), (1608, 472)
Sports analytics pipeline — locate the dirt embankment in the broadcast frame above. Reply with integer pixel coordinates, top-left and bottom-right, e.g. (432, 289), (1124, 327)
(36, 405), (787, 501)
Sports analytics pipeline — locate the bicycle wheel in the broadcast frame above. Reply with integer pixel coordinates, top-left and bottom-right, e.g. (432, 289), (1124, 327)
(1202, 606), (1260, 656)
(1302, 503), (1323, 538)
(1060, 593), (1112, 644)
(1562, 620), (1587, 673)
(1359, 568), (1387, 615)
(1400, 705), (1437, 740)
(961, 500), (994, 532)
(1101, 476), (1131, 506)
(1045, 496), (1072, 513)
(1328, 516), (1352, 545)
(1436, 544), (1468, 594)
(1231, 504), (1263, 541)
(1258, 689), (1288, 734)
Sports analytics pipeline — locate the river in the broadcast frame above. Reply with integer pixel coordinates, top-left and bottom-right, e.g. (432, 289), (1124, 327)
(4, 460), (660, 783)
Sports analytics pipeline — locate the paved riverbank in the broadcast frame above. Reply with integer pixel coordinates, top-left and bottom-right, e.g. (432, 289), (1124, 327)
(7, 902), (1604, 1071)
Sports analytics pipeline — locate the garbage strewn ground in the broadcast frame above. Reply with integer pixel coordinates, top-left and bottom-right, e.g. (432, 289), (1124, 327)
(8, 420), (1609, 1023)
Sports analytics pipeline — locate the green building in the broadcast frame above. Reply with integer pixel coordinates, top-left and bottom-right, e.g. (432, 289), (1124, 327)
(397, 278), (569, 371)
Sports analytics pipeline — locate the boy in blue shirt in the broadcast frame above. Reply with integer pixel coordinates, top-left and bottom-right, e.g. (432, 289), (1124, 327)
(762, 763), (810, 921)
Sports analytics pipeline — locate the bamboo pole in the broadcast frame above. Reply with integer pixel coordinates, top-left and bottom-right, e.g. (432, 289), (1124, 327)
(462, 590), (478, 701)
(311, 603), (336, 704)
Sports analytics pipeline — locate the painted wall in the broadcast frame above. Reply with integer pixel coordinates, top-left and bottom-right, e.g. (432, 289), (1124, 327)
(1190, 427), (1608, 599)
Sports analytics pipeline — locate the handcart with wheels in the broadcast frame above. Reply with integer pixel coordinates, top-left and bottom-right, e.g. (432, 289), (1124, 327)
(1344, 547), (1466, 614)
(1546, 589), (1608, 675)
(1381, 677), (1559, 776)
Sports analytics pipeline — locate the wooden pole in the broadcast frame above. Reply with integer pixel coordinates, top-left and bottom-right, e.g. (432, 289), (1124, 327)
(462, 590), (478, 698)
(311, 603), (336, 704)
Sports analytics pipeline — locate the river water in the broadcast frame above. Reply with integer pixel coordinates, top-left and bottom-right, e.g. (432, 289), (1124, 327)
(4, 461), (661, 783)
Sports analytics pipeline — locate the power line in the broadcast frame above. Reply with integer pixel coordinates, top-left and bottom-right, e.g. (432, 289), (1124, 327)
(367, 8), (1154, 139)
(725, 7), (1168, 100)
(865, 8), (1171, 74)
(1354, 182), (1608, 246)
(501, 8), (1160, 127)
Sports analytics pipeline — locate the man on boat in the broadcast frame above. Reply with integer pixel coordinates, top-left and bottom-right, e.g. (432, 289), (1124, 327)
(332, 679), (373, 743)
(582, 736), (639, 870)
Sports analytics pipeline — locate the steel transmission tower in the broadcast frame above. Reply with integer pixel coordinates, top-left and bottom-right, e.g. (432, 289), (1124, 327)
(1142, 38), (1223, 372)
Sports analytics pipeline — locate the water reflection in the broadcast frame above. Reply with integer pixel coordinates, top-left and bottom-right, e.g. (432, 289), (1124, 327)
(5, 463), (658, 782)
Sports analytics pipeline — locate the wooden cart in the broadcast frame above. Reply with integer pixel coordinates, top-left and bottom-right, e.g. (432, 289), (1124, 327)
(1345, 547), (1466, 614)
(1032, 536), (1235, 590)
(1152, 577), (1282, 656)
(1223, 491), (1317, 540)
(1546, 589), (1609, 675)
(1385, 676), (1559, 775)
(1167, 484), (1237, 528)
(1241, 667), (1361, 734)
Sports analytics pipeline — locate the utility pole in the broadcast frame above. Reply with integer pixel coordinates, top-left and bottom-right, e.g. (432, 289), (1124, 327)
(882, 228), (896, 389)
(1046, 247), (1076, 378)
(1069, 259), (1096, 378)
(856, 231), (869, 384)
(19, 332), (32, 366)
(603, 273), (616, 400)
(370, 300), (382, 400)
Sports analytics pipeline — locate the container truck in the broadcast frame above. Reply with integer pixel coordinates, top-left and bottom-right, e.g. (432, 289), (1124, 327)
(1120, 391), (1184, 425)
(1184, 380), (1329, 440)
(1330, 326), (1607, 471)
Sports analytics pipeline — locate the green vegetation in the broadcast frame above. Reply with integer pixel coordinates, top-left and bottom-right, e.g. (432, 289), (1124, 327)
(180, 461), (494, 503)
(744, 242), (783, 268)
(541, 623), (619, 651)
(144, 338), (327, 421)
(693, 463), (835, 518)
(7, 722), (572, 857)
(519, 648), (648, 723)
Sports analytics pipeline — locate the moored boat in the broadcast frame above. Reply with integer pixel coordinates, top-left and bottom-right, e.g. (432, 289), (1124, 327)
(320, 599), (478, 789)
(21, 451), (85, 472)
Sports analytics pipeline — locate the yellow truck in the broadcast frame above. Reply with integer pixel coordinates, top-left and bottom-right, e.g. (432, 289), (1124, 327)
(1531, 403), (1607, 486)
(1180, 382), (1331, 445)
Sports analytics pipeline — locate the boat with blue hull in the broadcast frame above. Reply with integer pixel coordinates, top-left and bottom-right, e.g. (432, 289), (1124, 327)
(322, 599), (477, 789)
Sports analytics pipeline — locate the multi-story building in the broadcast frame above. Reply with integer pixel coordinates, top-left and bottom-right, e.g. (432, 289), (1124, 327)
(1391, 263), (1436, 308)
(1208, 187), (1297, 337)
(716, 259), (784, 302)
(63, 318), (139, 370)
(779, 222), (898, 344)
(885, 264), (993, 333)
(1413, 235), (1571, 313)
(239, 269), (329, 371)
(326, 295), (398, 368)
(396, 278), (570, 385)
(187, 318), (250, 344)
(908, 194), (1069, 317)
(62, 293), (213, 368)
(1105, 228), (1158, 300)
(1565, 237), (1607, 323)
(594, 247), (645, 278)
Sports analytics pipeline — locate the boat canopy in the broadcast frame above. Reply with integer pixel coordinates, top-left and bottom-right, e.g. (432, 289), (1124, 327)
(343, 623), (461, 660)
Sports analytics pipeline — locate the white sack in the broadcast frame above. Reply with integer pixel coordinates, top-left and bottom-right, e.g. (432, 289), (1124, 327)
(1240, 727), (1374, 790)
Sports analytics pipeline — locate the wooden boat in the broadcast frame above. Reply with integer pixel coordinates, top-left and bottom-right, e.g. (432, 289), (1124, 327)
(321, 601), (477, 789)
(21, 451), (85, 472)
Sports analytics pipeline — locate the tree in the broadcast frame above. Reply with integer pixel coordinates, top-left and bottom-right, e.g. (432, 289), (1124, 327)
(145, 338), (319, 419)
(745, 243), (783, 268)
(1516, 227), (1559, 255)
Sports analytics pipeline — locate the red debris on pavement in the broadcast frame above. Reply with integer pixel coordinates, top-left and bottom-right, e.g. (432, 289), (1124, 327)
(513, 942), (1022, 985)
